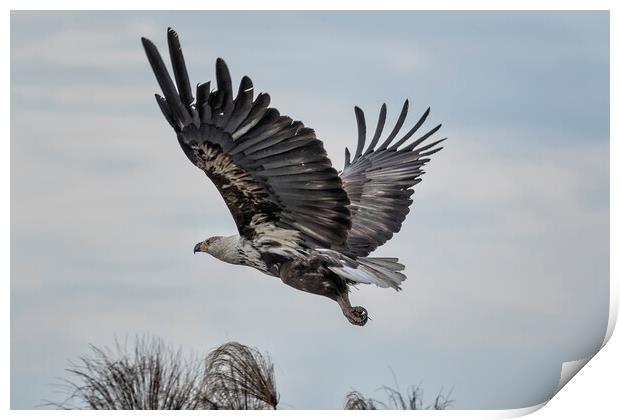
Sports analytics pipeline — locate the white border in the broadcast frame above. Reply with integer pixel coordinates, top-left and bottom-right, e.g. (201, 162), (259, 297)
(2, 0), (617, 10)
(4, 1), (616, 418)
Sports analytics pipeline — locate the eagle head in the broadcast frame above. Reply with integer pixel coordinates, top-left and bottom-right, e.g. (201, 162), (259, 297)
(194, 235), (242, 265)
(194, 237), (220, 254)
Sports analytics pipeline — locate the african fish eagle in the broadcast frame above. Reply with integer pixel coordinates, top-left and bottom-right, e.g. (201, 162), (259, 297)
(141, 28), (445, 326)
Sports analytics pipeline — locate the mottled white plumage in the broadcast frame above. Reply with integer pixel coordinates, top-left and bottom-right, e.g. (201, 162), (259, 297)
(204, 235), (270, 275)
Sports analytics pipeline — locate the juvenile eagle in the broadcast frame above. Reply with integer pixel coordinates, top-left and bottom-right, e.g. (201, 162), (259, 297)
(142, 29), (445, 326)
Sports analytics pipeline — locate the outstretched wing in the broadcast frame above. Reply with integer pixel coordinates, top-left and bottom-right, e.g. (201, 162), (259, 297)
(142, 29), (350, 248)
(339, 100), (445, 257)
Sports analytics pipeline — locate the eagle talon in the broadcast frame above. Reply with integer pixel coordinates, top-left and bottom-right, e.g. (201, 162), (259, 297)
(346, 306), (368, 326)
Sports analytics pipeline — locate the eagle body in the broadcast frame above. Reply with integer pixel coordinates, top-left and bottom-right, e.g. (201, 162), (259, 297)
(207, 234), (349, 292)
(142, 29), (445, 326)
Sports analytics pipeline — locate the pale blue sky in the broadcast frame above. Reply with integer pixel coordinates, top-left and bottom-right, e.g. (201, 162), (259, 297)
(11, 11), (609, 409)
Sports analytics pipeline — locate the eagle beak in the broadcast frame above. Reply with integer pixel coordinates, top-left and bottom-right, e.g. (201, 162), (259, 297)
(194, 243), (201, 254)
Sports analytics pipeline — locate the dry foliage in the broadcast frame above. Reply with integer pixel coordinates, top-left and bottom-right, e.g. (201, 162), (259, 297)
(204, 342), (279, 409)
(53, 337), (278, 410)
(54, 335), (450, 410)
(345, 385), (453, 410)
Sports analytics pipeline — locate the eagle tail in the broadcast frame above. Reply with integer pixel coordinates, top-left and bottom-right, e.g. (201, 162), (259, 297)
(330, 256), (406, 291)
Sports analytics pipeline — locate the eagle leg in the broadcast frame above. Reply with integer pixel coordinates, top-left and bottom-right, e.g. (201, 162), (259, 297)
(336, 294), (368, 326)
(280, 260), (368, 326)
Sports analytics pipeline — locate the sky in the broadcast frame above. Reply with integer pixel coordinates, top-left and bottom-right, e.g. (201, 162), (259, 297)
(10, 11), (609, 409)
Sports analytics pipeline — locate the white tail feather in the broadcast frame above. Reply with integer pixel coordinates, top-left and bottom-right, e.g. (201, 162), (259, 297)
(330, 256), (407, 290)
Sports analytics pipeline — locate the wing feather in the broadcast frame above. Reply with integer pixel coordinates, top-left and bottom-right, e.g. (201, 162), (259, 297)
(353, 107), (366, 160)
(365, 103), (387, 154)
(143, 30), (350, 248)
(141, 36), (191, 127)
(166, 28), (194, 108)
(338, 101), (444, 257)
(224, 76), (254, 132)
(377, 99), (409, 151)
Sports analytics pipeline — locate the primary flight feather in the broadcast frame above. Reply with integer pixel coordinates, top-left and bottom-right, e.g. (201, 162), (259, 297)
(142, 28), (445, 326)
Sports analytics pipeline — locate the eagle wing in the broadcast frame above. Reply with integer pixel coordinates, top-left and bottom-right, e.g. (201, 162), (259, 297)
(339, 101), (445, 257)
(142, 29), (350, 248)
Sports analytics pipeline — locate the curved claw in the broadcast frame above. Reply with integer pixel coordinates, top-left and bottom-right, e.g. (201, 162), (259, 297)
(346, 306), (369, 326)
(336, 294), (369, 326)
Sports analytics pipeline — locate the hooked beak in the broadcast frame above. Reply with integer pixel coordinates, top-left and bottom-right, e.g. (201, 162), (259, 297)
(193, 243), (201, 254)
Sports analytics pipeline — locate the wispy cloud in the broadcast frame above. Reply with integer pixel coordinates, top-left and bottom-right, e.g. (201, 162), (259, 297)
(11, 18), (159, 69)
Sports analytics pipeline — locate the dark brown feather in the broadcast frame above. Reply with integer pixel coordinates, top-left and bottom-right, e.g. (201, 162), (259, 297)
(142, 31), (351, 249)
(339, 101), (444, 257)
